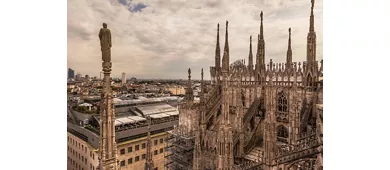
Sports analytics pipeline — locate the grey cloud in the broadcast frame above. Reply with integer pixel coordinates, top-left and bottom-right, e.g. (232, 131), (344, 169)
(68, 0), (322, 80)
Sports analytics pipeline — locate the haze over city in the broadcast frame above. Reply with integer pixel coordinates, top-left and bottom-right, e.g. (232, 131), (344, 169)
(67, 0), (323, 80)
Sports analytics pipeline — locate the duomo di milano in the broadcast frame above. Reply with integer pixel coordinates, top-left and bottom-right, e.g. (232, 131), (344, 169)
(96, 0), (323, 170)
(167, 0), (323, 170)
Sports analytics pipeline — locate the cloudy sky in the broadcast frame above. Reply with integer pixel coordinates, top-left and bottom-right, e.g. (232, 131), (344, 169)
(68, 0), (322, 80)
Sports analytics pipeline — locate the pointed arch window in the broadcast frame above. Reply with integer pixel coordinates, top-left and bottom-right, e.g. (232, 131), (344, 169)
(306, 74), (313, 87)
(277, 91), (289, 122)
(277, 126), (288, 138)
(277, 92), (288, 112)
(277, 125), (289, 143)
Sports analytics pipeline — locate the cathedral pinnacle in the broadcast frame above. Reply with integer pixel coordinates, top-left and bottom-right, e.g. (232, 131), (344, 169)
(186, 68), (194, 101)
(248, 36), (253, 68)
(215, 23), (221, 69)
(222, 21), (230, 72)
(188, 68), (191, 79)
(310, 0), (315, 32)
(287, 28), (292, 64)
(260, 11), (264, 39)
(224, 21), (229, 55)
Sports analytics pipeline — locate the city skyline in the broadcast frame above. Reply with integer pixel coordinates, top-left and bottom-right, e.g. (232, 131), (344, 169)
(68, 0), (323, 80)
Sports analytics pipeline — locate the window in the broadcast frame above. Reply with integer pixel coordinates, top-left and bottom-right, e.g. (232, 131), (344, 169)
(85, 158), (87, 164)
(93, 153), (94, 160)
(120, 149), (125, 155)
(154, 150), (158, 155)
(82, 156), (84, 161)
(154, 140), (157, 146)
(142, 143), (146, 149)
(276, 91), (288, 122)
(135, 156), (139, 162)
(135, 145), (139, 151)
(90, 151), (92, 157)
(277, 125), (289, 139)
(128, 158), (133, 164)
(277, 92), (288, 112)
(120, 161), (125, 167)
(160, 138), (163, 144)
(128, 146), (132, 153)
(160, 148), (163, 153)
(142, 154), (146, 159)
(90, 163), (92, 170)
(154, 168), (158, 170)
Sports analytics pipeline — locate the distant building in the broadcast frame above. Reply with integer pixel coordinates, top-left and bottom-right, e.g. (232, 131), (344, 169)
(122, 72), (126, 85)
(75, 73), (82, 81)
(68, 68), (75, 79)
(130, 77), (137, 83)
(85, 75), (90, 82)
(165, 86), (185, 96)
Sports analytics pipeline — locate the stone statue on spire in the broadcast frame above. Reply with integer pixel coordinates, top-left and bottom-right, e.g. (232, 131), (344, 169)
(99, 23), (112, 63)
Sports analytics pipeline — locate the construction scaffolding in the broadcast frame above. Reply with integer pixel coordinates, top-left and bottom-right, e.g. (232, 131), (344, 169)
(164, 128), (195, 170)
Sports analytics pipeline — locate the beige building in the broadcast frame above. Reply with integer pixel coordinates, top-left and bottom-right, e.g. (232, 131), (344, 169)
(165, 86), (185, 95)
(122, 72), (126, 85)
(67, 132), (99, 170)
(117, 132), (168, 170)
(67, 131), (168, 170)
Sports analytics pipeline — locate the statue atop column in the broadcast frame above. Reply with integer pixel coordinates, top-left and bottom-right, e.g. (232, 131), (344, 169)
(99, 23), (112, 63)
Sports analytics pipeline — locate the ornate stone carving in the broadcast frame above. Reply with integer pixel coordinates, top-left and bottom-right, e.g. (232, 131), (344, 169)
(102, 62), (112, 72)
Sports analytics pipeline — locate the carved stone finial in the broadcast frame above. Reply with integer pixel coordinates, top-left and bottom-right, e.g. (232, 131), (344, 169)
(311, 0), (315, 9)
(260, 11), (263, 21)
(226, 20), (229, 30)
